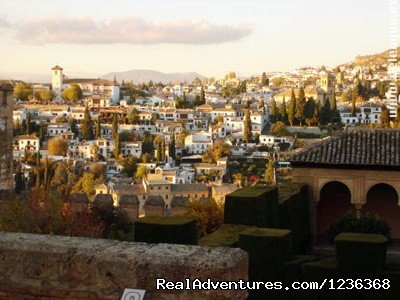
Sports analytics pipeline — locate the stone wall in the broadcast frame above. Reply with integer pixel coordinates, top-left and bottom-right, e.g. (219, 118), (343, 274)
(0, 232), (248, 300)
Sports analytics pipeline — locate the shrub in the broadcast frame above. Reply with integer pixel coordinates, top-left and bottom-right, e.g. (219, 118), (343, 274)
(134, 216), (197, 245)
(186, 198), (223, 238)
(327, 211), (392, 244)
(224, 186), (278, 227)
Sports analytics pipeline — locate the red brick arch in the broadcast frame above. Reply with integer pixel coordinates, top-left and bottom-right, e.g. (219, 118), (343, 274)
(317, 181), (353, 238)
(363, 183), (400, 239)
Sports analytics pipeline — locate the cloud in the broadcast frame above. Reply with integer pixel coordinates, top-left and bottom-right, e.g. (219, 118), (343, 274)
(8, 16), (253, 45)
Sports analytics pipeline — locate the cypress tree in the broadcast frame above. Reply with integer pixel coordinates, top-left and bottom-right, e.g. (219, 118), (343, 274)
(243, 108), (252, 142)
(330, 92), (337, 111)
(288, 89), (296, 126)
(156, 139), (162, 162)
(319, 99), (331, 125)
(279, 97), (288, 124)
(200, 86), (206, 104)
(169, 134), (176, 160)
(296, 87), (306, 126)
(82, 105), (94, 140)
(270, 99), (277, 123)
(114, 134), (120, 158)
(161, 139), (166, 162)
(112, 113), (118, 139)
(43, 156), (49, 189)
(26, 113), (31, 135)
(261, 72), (268, 87)
(95, 118), (101, 139)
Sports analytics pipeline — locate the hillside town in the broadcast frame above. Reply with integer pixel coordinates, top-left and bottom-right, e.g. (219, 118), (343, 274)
(2, 60), (400, 221)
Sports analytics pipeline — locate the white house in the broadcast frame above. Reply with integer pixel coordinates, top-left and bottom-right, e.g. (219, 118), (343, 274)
(184, 131), (213, 154)
(13, 135), (40, 153)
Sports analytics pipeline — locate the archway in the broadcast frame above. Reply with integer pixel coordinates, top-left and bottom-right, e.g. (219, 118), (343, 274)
(317, 181), (353, 240)
(364, 183), (400, 239)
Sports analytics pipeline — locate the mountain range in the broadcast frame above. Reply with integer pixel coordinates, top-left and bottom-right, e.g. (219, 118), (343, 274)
(101, 69), (206, 84)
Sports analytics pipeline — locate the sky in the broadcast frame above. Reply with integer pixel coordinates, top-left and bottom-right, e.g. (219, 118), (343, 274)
(0, 0), (396, 81)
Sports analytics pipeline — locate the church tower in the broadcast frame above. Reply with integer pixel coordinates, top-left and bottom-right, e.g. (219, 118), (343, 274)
(319, 71), (335, 101)
(51, 65), (63, 101)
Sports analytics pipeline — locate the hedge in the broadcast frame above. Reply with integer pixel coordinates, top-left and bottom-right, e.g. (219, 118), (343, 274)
(224, 186), (278, 227)
(134, 216), (197, 245)
(335, 232), (388, 274)
(198, 224), (254, 247)
(277, 183), (311, 254)
(239, 228), (293, 281)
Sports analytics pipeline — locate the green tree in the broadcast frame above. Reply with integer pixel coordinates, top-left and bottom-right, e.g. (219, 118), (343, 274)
(330, 92), (337, 111)
(81, 105), (94, 140)
(264, 159), (275, 184)
(70, 118), (79, 137)
(381, 106), (391, 127)
(269, 99), (278, 123)
(95, 118), (101, 139)
(319, 99), (331, 125)
(135, 165), (148, 179)
(261, 72), (269, 86)
(13, 83), (33, 101)
(47, 136), (68, 156)
(25, 113), (31, 135)
(127, 108), (140, 124)
(112, 113), (118, 139)
(71, 173), (100, 196)
(304, 98), (316, 126)
(243, 109), (252, 143)
(37, 89), (53, 102)
(288, 89), (296, 126)
(269, 121), (287, 136)
(200, 86), (206, 104)
(114, 134), (120, 158)
(296, 87), (306, 126)
(169, 134), (176, 160)
(156, 139), (162, 162)
(61, 83), (83, 101)
(279, 98), (288, 124)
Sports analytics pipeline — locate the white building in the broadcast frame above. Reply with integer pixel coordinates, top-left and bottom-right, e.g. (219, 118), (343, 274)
(47, 123), (71, 137)
(13, 135), (40, 153)
(51, 65), (120, 103)
(184, 131), (213, 154)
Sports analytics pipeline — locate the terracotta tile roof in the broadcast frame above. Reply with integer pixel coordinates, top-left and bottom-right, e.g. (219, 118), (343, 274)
(291, 129), (400, 170)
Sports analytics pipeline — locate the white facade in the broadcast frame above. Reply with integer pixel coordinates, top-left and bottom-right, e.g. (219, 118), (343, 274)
(184, 131), (213, 154)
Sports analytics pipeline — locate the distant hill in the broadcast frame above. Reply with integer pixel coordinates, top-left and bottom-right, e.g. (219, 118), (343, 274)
(344, 47), (400, 68)
(101, 69), (206, 84)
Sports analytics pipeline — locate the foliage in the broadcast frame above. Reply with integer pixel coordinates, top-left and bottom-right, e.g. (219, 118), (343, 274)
(71, 173), (102, 197)
(13, 83), (33, 101)
(327, 211), (392, 244)
(47, 136), (68, 156)
(120, 156), (137, 177)
(186, 198), (224, 238)
(0, 190), (103, 238)
(269, 121), (288, 136)
(126, 108), (140, 124)
(135, 165), (148, 179)
(271, 77), (286, 87)
(81, 105), (94, 140)
(296, 87), (306, 125)
(243, 108), (252, 142)
(90, 203), (134, 241)
(50, 162), (76, 199)
(202, 140), (231, 163)
(264, 159), (275, 184)
(288, 89), (296, 126)
(61, 83), (83, 101)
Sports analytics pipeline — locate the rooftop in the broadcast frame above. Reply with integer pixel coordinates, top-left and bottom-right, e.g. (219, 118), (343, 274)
(291, 129), (400, 170)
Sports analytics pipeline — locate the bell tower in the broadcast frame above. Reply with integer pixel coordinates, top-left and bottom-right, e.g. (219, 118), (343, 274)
(51, 65), (63, 101)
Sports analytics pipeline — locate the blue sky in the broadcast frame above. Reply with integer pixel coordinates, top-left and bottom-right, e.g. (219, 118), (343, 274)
(0, 0), (395, 80)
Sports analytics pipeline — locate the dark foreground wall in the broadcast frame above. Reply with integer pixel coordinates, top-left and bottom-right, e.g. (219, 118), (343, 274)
(0, 232), (248, 300)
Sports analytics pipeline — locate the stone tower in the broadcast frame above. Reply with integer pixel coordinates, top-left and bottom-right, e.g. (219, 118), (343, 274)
(0, 82), (14, 192)
(319, 71), (335, 101)
(51, 65), (63, 101)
